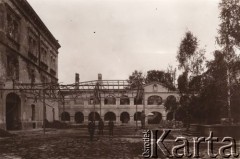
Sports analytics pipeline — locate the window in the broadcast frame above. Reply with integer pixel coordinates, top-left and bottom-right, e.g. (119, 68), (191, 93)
(104, 96), (116, 105)
(134, 97), (143, 105)
(7, 55), (19, 80)
(89, 96), (100, 105)
(40, 74), (48, 83)
(7, 13), (19, 41)
(28, 33), (38, 62)
(40, 46), (48, 71)
(120, 95), (130, 105)
(147, 95), (162, 105)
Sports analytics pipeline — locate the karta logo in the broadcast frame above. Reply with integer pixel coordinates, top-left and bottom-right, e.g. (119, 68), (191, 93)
(142, 130), (239, 158)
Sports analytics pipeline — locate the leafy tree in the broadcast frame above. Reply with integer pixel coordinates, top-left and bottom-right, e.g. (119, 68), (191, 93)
(127, 70), (145, 103)
(188, 75), (203, 94)
(164, 95), (178, 121)
(127, 70), (145, 89)
(217, 0), (240, 120)
(230, 85), (240, 123)
(176, 31), (206, 127)
(145, 70), (175, 90)
(189, 48), (206, 76)
(177, 71), (188, 94)
(217, 0), (240, 59)
(177, 31), (198, 71)
(196, 51), (229, 124)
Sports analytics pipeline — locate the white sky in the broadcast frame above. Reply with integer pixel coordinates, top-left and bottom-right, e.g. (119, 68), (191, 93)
(28, 0), (221, 84)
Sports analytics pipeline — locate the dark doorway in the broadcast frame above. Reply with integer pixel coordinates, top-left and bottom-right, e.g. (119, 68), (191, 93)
(61, 112), (70, 121)
(88, 112), (100, 121)
(75, 112), (84, 123)
(120, 112), (130, 123)
(166, 112), (173, 121)
(134, 112), (142, 121)
(104, 112), (116, 121)
(148, 112), (162, 124)
(6, 93), (21, 130)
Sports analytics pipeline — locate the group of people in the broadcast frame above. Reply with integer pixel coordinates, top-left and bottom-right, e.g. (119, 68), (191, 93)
(88, 119), (114, 141)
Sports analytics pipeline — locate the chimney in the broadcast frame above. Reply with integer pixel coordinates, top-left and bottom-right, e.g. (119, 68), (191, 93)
(75, 73), (79, 89)
(98, 73), (102, 81)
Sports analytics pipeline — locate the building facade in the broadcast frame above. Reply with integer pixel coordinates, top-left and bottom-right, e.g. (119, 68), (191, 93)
(0, 0), (60, 130)
(59, 74), (179, 125)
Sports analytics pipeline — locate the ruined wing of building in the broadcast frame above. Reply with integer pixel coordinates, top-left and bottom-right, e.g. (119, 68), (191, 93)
(0, 0), (60, 130)
(59, 74), (179, 126)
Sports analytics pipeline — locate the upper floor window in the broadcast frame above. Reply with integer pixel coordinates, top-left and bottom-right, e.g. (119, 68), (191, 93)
(28, 29), (38, 62)
(104, 95), (116, 105)
(7, 13), (19, 42)
(41, 47), (47, 62)
(88, 96), (100, 105)
(134, 97), (143, 105)
(148, 95), (162, 105)
(40, 74), (48, 84)
(120, 95), (130, 105)
(50, 54), (56, 71)
(7, 54), (19, 80)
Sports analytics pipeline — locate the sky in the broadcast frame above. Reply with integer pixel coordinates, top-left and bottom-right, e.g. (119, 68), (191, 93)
(28, 0), (221, 84)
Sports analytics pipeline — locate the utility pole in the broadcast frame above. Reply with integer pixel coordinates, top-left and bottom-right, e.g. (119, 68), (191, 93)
(42, 88), (46, 134)
(227, 68), (232, 122)
(135, 102), (138, 130)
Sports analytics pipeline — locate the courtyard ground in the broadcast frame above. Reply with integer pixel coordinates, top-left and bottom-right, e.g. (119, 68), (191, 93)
(0, 126), (239, 159)
(0, 127), (144, 159)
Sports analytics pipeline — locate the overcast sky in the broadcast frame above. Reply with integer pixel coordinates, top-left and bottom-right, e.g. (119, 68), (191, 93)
(28, 0), (221, 84)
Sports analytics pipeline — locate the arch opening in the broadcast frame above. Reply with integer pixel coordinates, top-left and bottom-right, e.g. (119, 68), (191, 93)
(104, 112), (116, 121)
(120, 95), (130, 105)
(61, 112), (70, 121)
(6, 93), (21, 130)
(104, 95), (116, 105)
(120, 112), (130, 123)
(147, 112), (162, 124)
(134, 112), (142, 121)
(88, 112), (100, 121)
(75, 112), (84, 123)
(147, 95), (162, 105)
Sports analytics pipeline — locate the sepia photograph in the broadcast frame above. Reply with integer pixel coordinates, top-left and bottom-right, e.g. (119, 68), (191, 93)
(0, 0), (239, 158)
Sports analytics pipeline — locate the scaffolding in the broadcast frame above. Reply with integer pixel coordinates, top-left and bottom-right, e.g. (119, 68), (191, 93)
(0, 79), (144, 133)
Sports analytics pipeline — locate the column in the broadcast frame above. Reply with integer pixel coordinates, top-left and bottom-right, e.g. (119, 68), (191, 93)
(130, 97), (134, 106)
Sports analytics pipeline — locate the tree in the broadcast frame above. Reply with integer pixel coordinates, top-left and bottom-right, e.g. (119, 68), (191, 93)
(217, 0), (240, 120)
(128, 70), (145, 129)
(177, 31), (198, 71)
(196, 51), (229, 124)
(217, 0), (240, 58)
(127, 70), (145, 89)
(145, 70), (175, 90)
(177, 71), (188, 94)
(176, 31), (207, 127)
(164, 95), (178, 123)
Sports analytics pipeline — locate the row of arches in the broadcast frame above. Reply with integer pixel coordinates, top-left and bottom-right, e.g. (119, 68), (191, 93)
(86, 95), (177, 105)
(61, 111), (163, 124)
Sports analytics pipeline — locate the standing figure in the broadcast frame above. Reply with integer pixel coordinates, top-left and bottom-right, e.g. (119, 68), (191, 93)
(98, 118), (104, 135)
(108, 120), (114, 136)
(88, 120), (95, 141)
(141, 110), (146, 129)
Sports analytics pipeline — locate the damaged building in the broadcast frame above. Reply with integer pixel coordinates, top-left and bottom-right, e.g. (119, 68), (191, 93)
(59, 74), (179, 125)
(0, 0), (60, 130)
